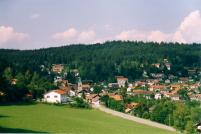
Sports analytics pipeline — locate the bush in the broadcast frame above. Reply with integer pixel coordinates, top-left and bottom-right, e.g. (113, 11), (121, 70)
(70, 97), (91, 109)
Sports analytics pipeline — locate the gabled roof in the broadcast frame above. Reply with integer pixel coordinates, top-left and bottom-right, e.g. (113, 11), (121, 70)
(45, 89), (67, 95)
(116, 76), (128, 80)
(109, 94), (123, 101)
(133, 90), (153, 95)
(54, 90), (66, 95)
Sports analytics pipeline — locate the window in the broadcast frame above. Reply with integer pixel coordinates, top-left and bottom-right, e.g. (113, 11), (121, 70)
(47, 96), (50, 98)
(54, 95), (58, 98)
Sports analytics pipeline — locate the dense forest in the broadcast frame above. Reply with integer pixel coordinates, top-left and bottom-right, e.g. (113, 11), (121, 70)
(0, 41), (200, 82)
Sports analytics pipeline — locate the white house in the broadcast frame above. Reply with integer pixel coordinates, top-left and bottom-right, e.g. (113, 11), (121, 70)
(154, 93), (162, 100)
(170, 95), (180, 101)
(44, 90), (68, 103)
(197, 123), (201, 133)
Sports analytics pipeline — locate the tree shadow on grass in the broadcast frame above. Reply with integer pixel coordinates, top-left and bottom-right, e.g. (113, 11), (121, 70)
(0, 102), (37, 106)
(0, 126), (47, 133)
(0, 115), (9, 118)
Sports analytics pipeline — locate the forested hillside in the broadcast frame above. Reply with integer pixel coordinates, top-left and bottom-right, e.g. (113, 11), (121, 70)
(0, 41), (200, 82)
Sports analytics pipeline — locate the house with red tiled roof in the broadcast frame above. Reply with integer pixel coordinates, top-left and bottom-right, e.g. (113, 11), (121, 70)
(43, 89), (68, 103)
(109, 94), (123, 101)
(116, 76), (128, 87)
(86, 94), (100, 106)
(149, 85), (166, 92)
(132, 90), (154, 99)
(125, 102), (140, 113)
(190, 94), (201, 101)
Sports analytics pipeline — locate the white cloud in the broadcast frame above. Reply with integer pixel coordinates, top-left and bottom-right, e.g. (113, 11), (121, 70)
(51, 10), (201, 45)
(52, 28), (77, 41)
(0, 26), (29, 45)
(104, 24), (112, 31)
(115, 10), (201, 43)
(116, 29), (147, 41)
(52, 28), (96, 44)
(116, 29), (171, 42)
(78, 30), (96, 43)
(30, 13), (40, 19)
(173, 10), (201, 43)
(172, 31), (186, 43)
(147, 30), (171, 42)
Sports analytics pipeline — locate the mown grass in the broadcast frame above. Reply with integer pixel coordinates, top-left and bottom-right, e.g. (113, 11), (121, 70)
(0, 103), (176, 134)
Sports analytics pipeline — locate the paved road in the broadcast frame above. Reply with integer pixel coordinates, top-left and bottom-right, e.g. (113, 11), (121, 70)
(93, 105), (176, 132)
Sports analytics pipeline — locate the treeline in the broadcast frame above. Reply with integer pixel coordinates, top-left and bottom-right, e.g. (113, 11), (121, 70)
(0, 67), (56, 102)
(0, 41), (200, 83)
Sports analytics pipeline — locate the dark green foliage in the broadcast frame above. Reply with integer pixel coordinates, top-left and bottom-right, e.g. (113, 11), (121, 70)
(178, 89), (190, 101)
(93, 85), (103, 94)
(100, 95), (109, 106)
(0, 41), (200, 82)
(70, 97), (91, 109)
(107, 98), (124, 112)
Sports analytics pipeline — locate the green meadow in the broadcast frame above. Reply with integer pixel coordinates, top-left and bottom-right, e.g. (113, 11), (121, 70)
(0, 104), (176, 134)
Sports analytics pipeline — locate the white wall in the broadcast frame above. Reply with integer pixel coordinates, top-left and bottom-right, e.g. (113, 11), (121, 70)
(44, 92), (62, 103)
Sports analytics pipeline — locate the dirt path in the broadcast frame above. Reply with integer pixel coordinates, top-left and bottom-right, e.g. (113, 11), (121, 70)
(93, 105), (176, 132)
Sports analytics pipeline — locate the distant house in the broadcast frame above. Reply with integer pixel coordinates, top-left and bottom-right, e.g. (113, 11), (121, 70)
(165, 79), (170, 84)
(163, 59), (168, 63)
(134, 81), (146, 87)
(108, 94), (123, 101)
(190, 94), (201, 101)
(0, 91), (5, 96)
(197, 122), (201, 133)
(60, 80), (68, 87)
(133, 90), (153, 99)
(52, 64), (64, 74)
(154, 93), (162, 100)
(149, 85), (166, 92)
(179, 77), (189, 83)
(11, 78), (17, 85)
(133, 90), (153, 95)
(146, 79), (159, 86)
(170, 84), (181, 94)
(188, 69), (196, 76)
(165, 63), (171, 70)
(150, 73), (164, 79)
(54, 76), (62, 84)
(108, 83), (119, 88)
(152, 63), (160, 68)
(44, 90), (68, 103)
(170, 94), (180, 101)
(70, 69), (79, 76)
(82, 84), (91, 91)
(116, 76), (128, 87)
(125, 102), (140, 113)
(86, 94), (100, 106)
(190, 83), (199, 90)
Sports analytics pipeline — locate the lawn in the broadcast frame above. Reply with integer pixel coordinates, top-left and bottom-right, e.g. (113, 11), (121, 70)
(0, 104), (176, 134)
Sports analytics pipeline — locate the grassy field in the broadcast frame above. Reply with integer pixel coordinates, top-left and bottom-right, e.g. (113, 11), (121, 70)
(0, 104), (176, 134)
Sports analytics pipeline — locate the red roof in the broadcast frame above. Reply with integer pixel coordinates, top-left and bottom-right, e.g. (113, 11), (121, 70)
(109, 94), (123, 101)
(133, 90), (153, 95)
(53, 89), (67, 95)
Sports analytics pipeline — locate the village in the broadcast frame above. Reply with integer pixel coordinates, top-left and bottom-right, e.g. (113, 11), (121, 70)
(43, 62), (201, 107)
(5, 61), (201, 133)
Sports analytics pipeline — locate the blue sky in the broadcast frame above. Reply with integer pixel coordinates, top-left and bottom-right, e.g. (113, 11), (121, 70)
(0, 0), (201, 49)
